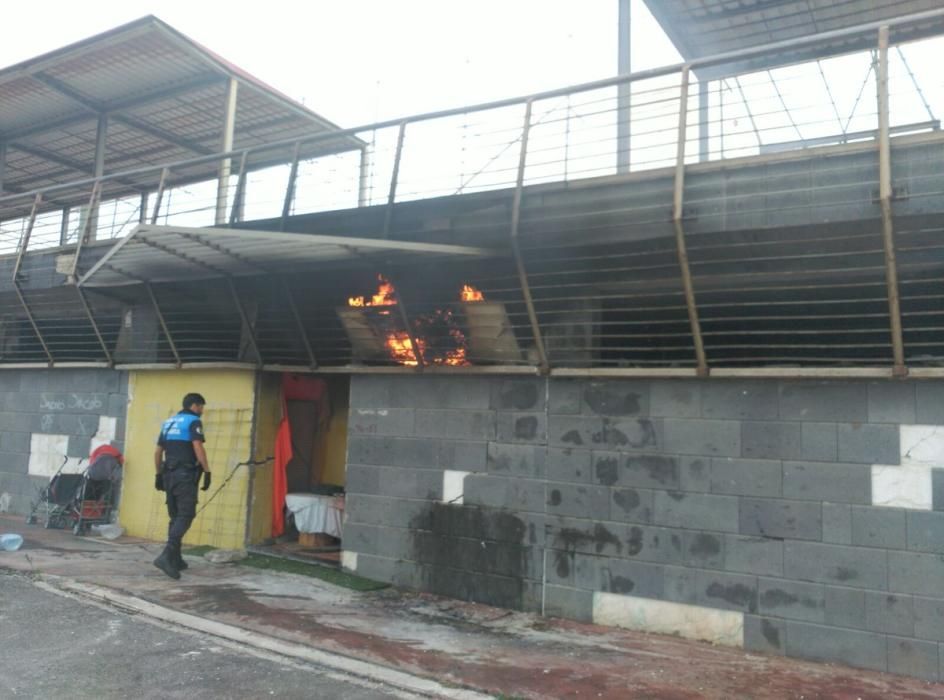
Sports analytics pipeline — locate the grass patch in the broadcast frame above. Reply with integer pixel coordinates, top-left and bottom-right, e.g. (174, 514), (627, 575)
(241, 553), (388, 592)
(182, 545), (387, 592)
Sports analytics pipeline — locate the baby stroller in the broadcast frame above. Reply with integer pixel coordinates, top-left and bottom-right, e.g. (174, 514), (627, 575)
(26, 445), (123, 535)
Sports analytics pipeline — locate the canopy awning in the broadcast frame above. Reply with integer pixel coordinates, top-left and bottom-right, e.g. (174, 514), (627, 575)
(77, 225), (503, 287)
(644, 1), (944, 77)
(0, 16), (362, 205)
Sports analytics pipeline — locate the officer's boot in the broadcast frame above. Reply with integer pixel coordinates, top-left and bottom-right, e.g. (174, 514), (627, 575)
(153, 545), (181, 580)
(174, 547), (189, 571)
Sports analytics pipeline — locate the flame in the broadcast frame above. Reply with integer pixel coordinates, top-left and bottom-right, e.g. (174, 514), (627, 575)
(347, 278), (484, 367)
(348, 275), (397, 307)
(460, 284), (484, 302)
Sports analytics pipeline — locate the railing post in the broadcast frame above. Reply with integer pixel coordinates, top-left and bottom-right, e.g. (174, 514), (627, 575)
(510, 100), (549, 373)
(75, 286), (113, 366)
(876, 26), (907, 377)
(151, 168), (170, 225)
(280, 141), (301, 231)
(381, 121), (407, 239)
(672, 66), (709, 376)
(229, 151), (249, 225)
(228, 277), (263, 367)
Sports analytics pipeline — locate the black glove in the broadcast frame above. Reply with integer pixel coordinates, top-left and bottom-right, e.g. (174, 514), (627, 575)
(201, 471), (212, 491)
(155, 472), (165, 491)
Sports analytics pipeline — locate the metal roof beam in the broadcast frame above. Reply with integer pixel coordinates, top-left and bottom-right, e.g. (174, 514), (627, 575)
(1, 73), (224, 142)
(110, 114), (214, 156)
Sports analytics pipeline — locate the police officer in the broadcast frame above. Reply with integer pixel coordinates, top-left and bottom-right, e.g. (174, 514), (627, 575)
(153, 392), (211, 579)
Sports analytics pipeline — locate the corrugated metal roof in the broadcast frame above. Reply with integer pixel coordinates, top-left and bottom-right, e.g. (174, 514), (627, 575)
(78, 224), (503, 287)
(0, 16), (362, 203)
(644, 1), (944, 75)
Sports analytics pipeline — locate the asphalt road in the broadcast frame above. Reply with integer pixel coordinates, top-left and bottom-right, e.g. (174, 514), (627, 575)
(0, 573), (411, 700)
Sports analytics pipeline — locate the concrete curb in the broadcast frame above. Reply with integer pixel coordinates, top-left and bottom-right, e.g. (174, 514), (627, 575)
(34, 575), (491, 700)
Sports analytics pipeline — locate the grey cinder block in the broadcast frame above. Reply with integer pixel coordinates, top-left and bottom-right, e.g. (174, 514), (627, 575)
(487, 443), (545, 478)
(837, 423), (900, 465)
(543, 585), (593, 622)
(784, 542), (888, 590)
(696, 569), (758, 614)
(545, 483), (610, 520)
(851, 506), (906, 549)
(739, 498), (822, 541)
(744, 615), (786, 655)
(581, 380), (649, 417)
(725, 535), (784, 577)
(609, 487), (653, 524)
(497, 412), (547, 444)
(913, 596), (944, 642)
(664, 418), (741, 457)
(649, 380), (701, 418)
(546, 447), (591, 484)
(822, 502), (853, 545)
(890, 551), (944, 596)
(758, 577), (825, 623)
(867, 382), (916, 424)
(653, 490), (740, 533)
(701, 381), (779, 420)
(785, 620), (887, 672)
(709, 457), (782, 498)
(779, 382), (868, 423)
(782, 461), (871, 504)
(906, 511), (944, 555)
(679, 456), (710, 492)
(886, 637), (939, 683)
(916, 383), (944, 424)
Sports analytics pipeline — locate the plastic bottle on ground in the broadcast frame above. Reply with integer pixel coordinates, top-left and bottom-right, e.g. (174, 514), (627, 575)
(0, 533), (24, 551)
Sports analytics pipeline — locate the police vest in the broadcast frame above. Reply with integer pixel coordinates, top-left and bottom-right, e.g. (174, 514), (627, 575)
(160, 412), (201, 443)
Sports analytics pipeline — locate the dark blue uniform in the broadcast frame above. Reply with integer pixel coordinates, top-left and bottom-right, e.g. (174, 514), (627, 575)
(157, 410), (205, 555)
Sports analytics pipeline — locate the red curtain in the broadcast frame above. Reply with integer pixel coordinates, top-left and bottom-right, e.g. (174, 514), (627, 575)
(271, 374), (327, 537)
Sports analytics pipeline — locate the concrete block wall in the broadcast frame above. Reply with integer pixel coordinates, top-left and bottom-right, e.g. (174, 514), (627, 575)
(343, 375), (944, 682)
(0, 369), (127, 515)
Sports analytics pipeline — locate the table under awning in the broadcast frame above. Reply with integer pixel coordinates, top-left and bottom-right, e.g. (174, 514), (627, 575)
(77, 225), (503, 288)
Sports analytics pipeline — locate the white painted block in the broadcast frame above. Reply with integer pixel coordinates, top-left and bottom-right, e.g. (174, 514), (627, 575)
(900, 425), (944, 467)
(341, 550), (358, 572)
(593, 592), (744, 647)
(89, 415), (118, 453)
(872, 464), (932, 510)
(442, 470), (470, 506)
(28, 434), (83, 477)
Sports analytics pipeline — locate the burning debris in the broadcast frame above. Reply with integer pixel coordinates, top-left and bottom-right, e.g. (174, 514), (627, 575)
(343, 276), (485, 366)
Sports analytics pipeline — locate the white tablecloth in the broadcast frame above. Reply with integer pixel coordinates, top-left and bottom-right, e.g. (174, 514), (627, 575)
(285, 493), (344, 537)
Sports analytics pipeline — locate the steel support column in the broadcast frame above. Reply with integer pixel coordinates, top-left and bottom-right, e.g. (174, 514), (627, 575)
(229, 151), (249, 225)
(76, 287), (113, 366)
(617, 0), (631, 173)
(283, 280), (318, 369)
(672, 66), (709, 376)
(87, 114), (108, 239)
(0, 140), (6, 193)
(227, 277), (262, 367)
(510, 100), (549, 373)
(215, 78), (238, 226)
(151, 168), (170, 225)
(698, 79), (709, 162)
(876, 26), (907, 376)
(381, 122), (407, 239)
(71, 180), (101, 280)
(357, 146), (369, 207)
(12, 193), (42, 282)
(146, 283), (182, 367)
(280, 141), (301, 231)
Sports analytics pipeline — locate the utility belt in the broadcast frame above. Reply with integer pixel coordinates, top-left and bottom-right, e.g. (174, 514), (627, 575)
(162, 459), (199, 473)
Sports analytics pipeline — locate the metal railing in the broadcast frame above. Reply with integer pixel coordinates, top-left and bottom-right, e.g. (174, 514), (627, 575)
(1, 9), (944, 377)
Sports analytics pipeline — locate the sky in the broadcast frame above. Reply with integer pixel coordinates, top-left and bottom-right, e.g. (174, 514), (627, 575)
(0, 0), (683, 128)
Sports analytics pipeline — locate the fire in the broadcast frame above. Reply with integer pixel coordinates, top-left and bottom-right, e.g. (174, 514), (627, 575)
(348, 275), (396, 307)
(460, 284), (484, 302)
(347, 278), (486, 367)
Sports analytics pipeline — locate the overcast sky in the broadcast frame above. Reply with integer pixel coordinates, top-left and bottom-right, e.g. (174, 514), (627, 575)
(0, 1), (681, 126)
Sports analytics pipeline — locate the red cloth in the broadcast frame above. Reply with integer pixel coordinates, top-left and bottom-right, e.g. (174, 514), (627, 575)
(271, 374), (327, 537)
(89, 443), (124, 464)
